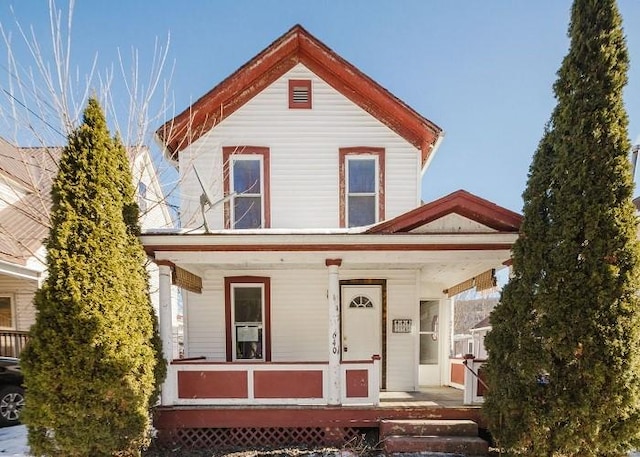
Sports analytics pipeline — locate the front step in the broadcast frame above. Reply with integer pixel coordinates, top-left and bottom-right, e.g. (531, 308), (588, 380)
(380, 419), (488, 456)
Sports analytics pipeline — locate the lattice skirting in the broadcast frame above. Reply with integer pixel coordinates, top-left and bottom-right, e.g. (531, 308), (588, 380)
(169, 426), (372, 449)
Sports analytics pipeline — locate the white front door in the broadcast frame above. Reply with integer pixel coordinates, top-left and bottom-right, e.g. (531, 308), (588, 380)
(341, 285), (382, 362)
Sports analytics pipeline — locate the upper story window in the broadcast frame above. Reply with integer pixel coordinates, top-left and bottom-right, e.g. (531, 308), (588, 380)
(289, 80), (312, 109)
(225, 276), (271, 362)
(223, 147), (271, 229)
(339, 147), (385, 228)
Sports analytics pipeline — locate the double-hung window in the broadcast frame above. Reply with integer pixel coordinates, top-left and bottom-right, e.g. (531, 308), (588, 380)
(340, 148), (385, 228)
(223, 147), (270, 229)
(225, 276), (271, 362)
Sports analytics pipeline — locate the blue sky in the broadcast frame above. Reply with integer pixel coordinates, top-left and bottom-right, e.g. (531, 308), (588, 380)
(0, 1), (639, 213)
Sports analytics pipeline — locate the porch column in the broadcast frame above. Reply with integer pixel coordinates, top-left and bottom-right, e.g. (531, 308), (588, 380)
(326, 258), (342, 405)
(159, 263), (176, 406)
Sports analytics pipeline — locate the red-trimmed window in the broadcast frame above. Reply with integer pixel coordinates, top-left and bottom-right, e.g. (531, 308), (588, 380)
(223, 147), (270, 229)
(288, 79), (312, 109)
(225, 276), (271, 362)
(339, 147), (385, 228)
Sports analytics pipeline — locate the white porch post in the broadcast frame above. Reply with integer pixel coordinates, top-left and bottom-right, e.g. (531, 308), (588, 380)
(159, 264), (176, 406)
(326, 258), (342, 405)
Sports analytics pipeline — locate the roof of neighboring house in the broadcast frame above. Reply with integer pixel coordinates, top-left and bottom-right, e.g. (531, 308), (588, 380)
(366, 189), (523, 234)
(0, 140), (172, 267)
(471, 315), (492, 330)
(0, 143), (59, 266)
(156, 24), (443, 166)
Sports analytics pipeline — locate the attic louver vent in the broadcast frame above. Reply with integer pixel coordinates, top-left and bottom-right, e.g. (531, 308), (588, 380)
(289, 79), (312, 109)
(293, 86), (309, 103)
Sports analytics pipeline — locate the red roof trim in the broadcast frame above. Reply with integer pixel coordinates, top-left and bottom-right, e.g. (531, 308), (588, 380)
(156, 25), (442, 164)
(366, 190), (522, 234)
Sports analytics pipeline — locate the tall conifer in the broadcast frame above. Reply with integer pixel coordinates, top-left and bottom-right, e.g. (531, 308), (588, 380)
(21, 98), (164, 457)
(484, 1), (640, 455)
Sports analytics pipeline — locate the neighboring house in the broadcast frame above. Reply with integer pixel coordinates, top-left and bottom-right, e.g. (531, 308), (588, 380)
(470, 316), (492, 360)
(0, 137), (176, 356)
(452, 295), (499, 357)
(142, 25), (522, 448)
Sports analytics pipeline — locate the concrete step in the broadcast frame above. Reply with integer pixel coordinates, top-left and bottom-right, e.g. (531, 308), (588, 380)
(380, 419), (479, 438)
(383, 435), (489, 456)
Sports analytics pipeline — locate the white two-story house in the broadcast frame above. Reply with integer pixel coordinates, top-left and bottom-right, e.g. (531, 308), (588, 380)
(143, 25), (520, 448)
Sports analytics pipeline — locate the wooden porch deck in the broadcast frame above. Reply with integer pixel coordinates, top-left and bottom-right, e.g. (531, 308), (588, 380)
(153, 386), (486, 448)
(379, 386), (469, 408)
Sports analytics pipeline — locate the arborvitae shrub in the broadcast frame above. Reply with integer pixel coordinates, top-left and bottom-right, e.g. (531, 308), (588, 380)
(21, 98), (165, 457)
(484, 1), (640, 455)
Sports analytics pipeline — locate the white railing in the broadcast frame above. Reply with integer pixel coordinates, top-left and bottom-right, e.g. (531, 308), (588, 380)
(462, 356), (486, 405)
(165, 357), (380, 406)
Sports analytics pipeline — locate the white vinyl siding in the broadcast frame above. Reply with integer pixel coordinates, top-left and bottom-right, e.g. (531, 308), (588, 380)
(179, 64), (420, 230)
(183, 267), (418, 391)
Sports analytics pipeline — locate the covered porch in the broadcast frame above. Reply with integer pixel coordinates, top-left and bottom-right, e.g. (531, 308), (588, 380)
(142, 192), (519, 449)
(143, 230), (512, 408)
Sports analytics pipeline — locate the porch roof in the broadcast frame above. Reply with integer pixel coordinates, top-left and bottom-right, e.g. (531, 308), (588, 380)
(141, 230), (517, 294)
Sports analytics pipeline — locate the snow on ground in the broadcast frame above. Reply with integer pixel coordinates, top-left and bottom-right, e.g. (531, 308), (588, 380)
(1, 424), (640, 457)
(0, 425), (28, 456)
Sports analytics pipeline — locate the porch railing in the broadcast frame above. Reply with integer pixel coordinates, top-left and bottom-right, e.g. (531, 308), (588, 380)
(165, 357), (380, 406)
(0, 330), (29, 358)
(449, 356), (487, 405)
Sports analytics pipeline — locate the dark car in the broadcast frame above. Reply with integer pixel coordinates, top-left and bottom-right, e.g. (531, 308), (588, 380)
(0, 357), (24, 426)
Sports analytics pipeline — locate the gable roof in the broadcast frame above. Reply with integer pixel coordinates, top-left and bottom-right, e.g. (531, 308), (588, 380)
(156, 24), (443, 165)
(366, 189), (522, 234)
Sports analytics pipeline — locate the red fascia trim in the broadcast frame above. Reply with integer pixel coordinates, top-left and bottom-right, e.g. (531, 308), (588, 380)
(367, 189), (522, 234)
(288, 79), (312, 109)
(224, 276), (272, 362)
(222, 147), (271, 229)
(145, 243), (516, 255)
(339, 147), (385, 228)
(156, 25), (441, 165)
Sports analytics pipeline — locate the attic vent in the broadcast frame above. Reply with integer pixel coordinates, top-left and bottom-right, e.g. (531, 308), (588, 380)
(289, 79), (312, 109)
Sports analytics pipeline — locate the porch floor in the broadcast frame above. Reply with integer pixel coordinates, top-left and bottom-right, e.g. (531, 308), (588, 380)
(379, 386), (468, 408)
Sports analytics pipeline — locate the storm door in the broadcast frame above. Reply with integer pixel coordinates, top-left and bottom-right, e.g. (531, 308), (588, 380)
(418, 300), (441, 385)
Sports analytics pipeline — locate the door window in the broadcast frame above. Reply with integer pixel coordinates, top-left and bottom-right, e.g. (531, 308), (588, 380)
(419, 300), (439, 365)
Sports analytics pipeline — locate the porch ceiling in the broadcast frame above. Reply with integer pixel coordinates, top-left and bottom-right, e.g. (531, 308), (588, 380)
(142, 232), (516, 293)
(157, 249), (510, 294)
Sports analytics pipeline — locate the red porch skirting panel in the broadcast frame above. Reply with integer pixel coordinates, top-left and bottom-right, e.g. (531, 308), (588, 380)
(178, 371), (248, 399)
(345, 369), (368, 398)
(450, 362), (465, 385)
(254, 370), (323, 398)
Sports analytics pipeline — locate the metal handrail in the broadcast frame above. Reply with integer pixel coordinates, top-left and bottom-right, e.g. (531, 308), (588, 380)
(462, 356), (489, 390)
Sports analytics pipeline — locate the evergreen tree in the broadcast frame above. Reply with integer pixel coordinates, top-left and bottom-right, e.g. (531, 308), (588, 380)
(484, 1), (640, 455)
(21, 98), (165, 457)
